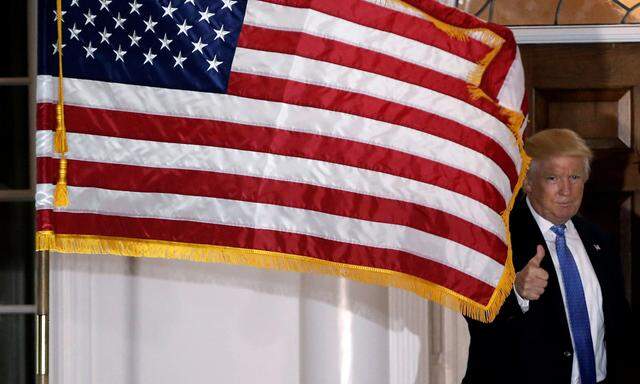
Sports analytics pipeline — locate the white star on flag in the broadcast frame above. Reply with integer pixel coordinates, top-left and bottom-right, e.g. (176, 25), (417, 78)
(68, 23), (82, 40)
(128, 30), (142, 47)
(173, 51), (187, 68)
(83, 9), (96, 26)
(99, 0), (112, 12)
(144, 16), (158, 33)
(113, 45), (127, 62)
(113, 12), (127, 30)
(199, 7), (215, 23)
(71, 0), (80, 6)
(177, 20), (193, 36)
(53, 10), (66, 22)
(129, 0), (143, 15)
(213, 24), (230, 41)
(143, 48), (157, 65)
(206, 55), (222, 72)
(83, 41), (97, 58)
(162, 2), (178, 19)
(51, 42), (66, 55)
(98, 27), (112, 44)
(191, 37), (208, 54)
(159, 33), (172, 50)
(221, 0), (237, 11)
(99, 27), (112, 45)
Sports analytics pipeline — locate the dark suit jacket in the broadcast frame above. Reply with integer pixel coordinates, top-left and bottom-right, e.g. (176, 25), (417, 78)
(463, 193), (631, 384)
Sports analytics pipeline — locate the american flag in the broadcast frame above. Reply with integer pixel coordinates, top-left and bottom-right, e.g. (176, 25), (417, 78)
(36, 0), (527, 322)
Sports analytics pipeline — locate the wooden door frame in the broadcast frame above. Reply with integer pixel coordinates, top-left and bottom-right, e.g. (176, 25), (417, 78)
(512, 24), (640, 44)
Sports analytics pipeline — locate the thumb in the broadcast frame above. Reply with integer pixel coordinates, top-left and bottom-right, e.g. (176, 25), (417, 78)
(529, 245), (545, 267)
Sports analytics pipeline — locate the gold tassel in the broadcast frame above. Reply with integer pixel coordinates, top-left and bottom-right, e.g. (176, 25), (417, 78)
(54, 104), (67, 154)
(36, 231), (56, 251)
(54, 157), (69, 207)
(54, 180), (68, 207)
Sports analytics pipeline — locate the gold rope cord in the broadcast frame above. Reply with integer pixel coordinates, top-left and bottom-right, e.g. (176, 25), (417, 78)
(54, 0), (68, 207)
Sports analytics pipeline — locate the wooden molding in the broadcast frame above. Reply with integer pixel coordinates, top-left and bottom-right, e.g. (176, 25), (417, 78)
(512, 25), (640, 44)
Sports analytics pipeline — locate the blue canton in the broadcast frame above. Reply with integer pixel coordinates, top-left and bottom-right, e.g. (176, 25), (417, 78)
(39, 0), (248, 93)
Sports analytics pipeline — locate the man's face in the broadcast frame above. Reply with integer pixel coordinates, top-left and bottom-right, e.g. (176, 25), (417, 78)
(524, 155), (587, 225)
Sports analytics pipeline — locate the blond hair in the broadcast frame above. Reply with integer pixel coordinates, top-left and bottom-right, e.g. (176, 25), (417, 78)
(525, 128), (593, 176)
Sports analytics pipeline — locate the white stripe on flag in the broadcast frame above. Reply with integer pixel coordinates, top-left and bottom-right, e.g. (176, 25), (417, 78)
(37, 75), (515, 204)
(231, 47), (522, 173)
(361, 0), (505, 47)
(36, 130), (506, 242)
(244, 0), (477, 82)
(35, 183), (504, 286)
(497, 47), (526, 113)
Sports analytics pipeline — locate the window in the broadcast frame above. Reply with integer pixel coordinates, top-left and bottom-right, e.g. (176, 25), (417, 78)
(0, 1), (36, 384)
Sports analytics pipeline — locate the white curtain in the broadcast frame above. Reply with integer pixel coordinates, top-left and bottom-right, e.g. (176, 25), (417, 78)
(50, 253), (469, 384)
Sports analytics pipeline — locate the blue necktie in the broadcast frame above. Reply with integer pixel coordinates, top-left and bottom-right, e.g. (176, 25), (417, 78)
(550, 224), (596, 384)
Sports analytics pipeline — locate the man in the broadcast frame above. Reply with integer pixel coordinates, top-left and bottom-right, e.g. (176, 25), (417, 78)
(464, 129), (630, 384)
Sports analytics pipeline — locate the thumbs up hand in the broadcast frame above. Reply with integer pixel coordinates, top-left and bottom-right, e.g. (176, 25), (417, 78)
(515, 245), (549, 300)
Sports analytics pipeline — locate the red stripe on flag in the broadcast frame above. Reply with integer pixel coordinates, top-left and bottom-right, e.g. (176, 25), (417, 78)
(37, 157), (508, 264)
(237, 24), (511, 127)
(37, 209), (54, 232)
(227, 73), (519, 190)
(399, 0), (519, 101)
(37, 103), (56, 131)
(41, 210), (496, 305)
(258, 0), (492, 63)
(36, 103), (507, 213)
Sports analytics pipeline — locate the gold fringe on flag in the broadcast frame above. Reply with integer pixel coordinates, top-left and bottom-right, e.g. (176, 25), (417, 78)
(54, 0), (68, 207)
(384, 0), (468, 41)
(466, 41), (503, 87)
(383, 0), (505, 89)
(37, 231), (511, 322)
(467, 84), (494, 102)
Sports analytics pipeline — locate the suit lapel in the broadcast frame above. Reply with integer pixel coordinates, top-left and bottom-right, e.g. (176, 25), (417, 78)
(572, 218), (610, 317)
(511, 195), (570, 331)
(572, 218), (607, 285)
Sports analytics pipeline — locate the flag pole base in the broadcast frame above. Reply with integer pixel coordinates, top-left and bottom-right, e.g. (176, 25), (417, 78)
(36, 250), (49, 384)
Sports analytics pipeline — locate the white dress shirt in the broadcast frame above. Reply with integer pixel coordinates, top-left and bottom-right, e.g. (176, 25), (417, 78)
(513, 198), (606, 383)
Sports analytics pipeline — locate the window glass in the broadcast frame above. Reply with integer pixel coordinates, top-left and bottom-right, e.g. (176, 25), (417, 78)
(0, 1), (28, 77)
(0, 86), (30, 190)
(0, 202), (35, 305)
(0, 314), (35, 384)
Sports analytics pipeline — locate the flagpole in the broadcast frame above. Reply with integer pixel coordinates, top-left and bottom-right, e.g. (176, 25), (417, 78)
(36, 250), (49, 384)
